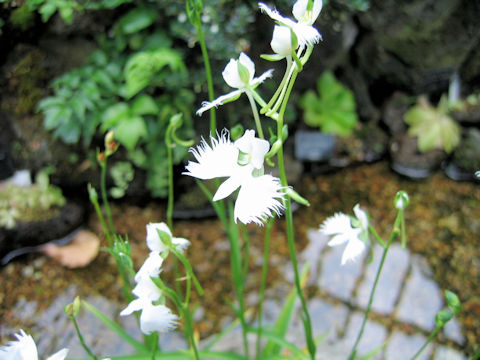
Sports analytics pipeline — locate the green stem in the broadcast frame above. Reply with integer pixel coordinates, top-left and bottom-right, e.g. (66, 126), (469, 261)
(71, 316), (98, 360)
(275, 67), (315, 359)
(183, 303), (200, 360)
(89, 189), (112, 247)
(348, 228), (399, 360)
(227, 202), (249, 358)
(410, 327), (440, 360)
(256, 218), (274, 359)
(100, 159), (115, 237)
(165, 128), (174, 230)
(194, 14), (216, 136)
(246, 90), (264, 139)
(241, 224), (251, 279)
(261, 57), (292, 115)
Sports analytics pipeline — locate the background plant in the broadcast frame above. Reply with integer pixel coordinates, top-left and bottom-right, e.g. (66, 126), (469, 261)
(299, 70), (358, 137)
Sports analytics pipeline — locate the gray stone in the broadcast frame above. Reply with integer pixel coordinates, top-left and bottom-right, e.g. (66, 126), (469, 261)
(319, 244), (365, 302)
(308, 298), (349, 342)
(434, 345), (468, 360)
(343, 311), (388, 360)
(443, 317), (465, 345)
(396, 256), (443, 331)
(355, 243), (410, 315)
(385, 331), (432, 360)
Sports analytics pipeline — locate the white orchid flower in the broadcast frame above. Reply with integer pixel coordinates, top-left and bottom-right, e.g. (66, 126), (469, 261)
(196, 53), (273, 115)
(270, 25), (297, 57)
(120, 298), (178, 335)
(320, 204), (369, 265)
(184, 129), (285, 225)
(0, 330), (68, 360)
(259, 0), (322, 47)
(146, 222), (190, 254)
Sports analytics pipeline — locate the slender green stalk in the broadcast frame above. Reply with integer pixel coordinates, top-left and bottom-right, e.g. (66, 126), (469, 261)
(227, 202), (249, 358)
(241, 224), (251, 279)
(182, 303), (200, 360)
(256, 218), (274, 359)
(348, 228), (399, 360)
(246, 91), (264, 139)
(275, 64), (316, 359)
(71, 316), (98, 360)
(410, 327), (439, 360)
(100, 159), (115, 236)
(150, 333), (158, 360)
(193, 12), (216, 136)
(89, 188), (112, 246)
(261, 57), (293, 115)
(166, 130), (174, 230)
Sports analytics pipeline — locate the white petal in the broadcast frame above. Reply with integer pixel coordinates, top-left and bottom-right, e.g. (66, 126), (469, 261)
(327, 233), (350, 246)
(135, 252), (163, 282)
(259, 3), (298, 29)
(293, 0), (322, 25)
(234, 129), (255, 154)
(132, 276), (162, 302)
(213, 174), (242, 201)
(238, 52), (255, 84)
(292, 22), (321, 46)
(222, 58), (244, 89)
(341, 236), (366, 265)
(46, 349), (69, 360)
(320, 213), (351, 235)
(353, 204), (369, 230)
(234, 175), (285, 225)
(0, 330), (38, 360)
(139, 303), (179, 335)
(120, 298), (145, 316)
(271, 25), (294, 56)
(146, 223), (172, 252)
(196, 89), (243, 115)
(184, 131), (239, 180)
(250, 69), (274, 88)
(172, 237), (190, 252)
(250, 137), (270, 169)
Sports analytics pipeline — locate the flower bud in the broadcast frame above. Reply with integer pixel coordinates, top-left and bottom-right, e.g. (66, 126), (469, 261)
(65, 296), (81, 318)
(394, 190), (409, 210)
(104, 131), (119, 157)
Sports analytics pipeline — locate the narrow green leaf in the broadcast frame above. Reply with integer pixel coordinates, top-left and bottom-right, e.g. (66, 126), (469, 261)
(250, 327), (308, 359)
(81, 300), (148, 353)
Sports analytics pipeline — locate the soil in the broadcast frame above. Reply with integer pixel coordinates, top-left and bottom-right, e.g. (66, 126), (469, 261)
(0, 161), (478, 355)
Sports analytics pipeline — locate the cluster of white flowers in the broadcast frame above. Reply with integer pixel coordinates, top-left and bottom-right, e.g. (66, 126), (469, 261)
(320, 204), (369, 265)
(0, 330), (68, 360)
(184, 129), (285, 225)
(120, 223), (189, 335)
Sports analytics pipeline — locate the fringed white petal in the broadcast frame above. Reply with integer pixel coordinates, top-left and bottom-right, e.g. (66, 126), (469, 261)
(172, 237), (190, 252)
(139, 303), (179, 335)
(234, 174), (286, 225)
(259, 3), (298, 29)
(320, 212), (352, 236)
(46, 348), (69, 360)
(341, 235), (366, 265)
(292, 23), (322, 46)
(184, 131), (239, 180)
(251, 69), (274, 88)
(0, 330), (38, 360)
(196, 89), (244, 115)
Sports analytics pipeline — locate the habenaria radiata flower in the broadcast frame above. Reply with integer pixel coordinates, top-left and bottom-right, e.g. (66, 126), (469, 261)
(120, 223), (181, 335)
(196, 53), (273, 115)
(0, 330), (68, 360)
(183, 129), (285, 225)
(120, 298), (179, 335)
(146, 222), (190, 254)
(259, 0), (322, 47)
(320, 204), (369, 265)
(270, 25), (297, 57)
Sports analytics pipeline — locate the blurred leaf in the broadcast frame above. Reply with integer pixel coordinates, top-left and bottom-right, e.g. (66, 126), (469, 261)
(117, 6), (157, 34)
(124, 48), (185, 98)
(131, 94), (159, 116)
(299, 71), (358, 137)
(114, 115), (148, 151)
(102, 102), (130, 129)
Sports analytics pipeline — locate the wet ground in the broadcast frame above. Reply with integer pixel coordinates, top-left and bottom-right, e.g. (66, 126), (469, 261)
(0, 161), (479, 359)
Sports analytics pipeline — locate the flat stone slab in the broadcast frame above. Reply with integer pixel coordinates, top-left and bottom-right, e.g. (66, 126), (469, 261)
(385, 331), (433, 360)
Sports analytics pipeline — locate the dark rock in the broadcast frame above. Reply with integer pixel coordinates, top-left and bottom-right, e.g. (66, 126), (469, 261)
(382, 92), (411, 136)
(356, 0), (480, 95)
(0, 201), (85, 261)
(443, 128), (480, 182)
(295, 130), (336, 162)
(390, 134), (446, 180)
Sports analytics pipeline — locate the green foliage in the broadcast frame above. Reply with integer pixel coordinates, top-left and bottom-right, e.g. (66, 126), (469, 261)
(38, 8), (195, 198)
(299, 71), (358, 137)
(0, 169), (66, 228)
(109, 161), (135, 198)
(404, 96), (461, 154)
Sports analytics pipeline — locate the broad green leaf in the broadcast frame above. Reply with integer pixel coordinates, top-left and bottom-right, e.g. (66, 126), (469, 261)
(114, 115), (148, 151)
(117, 7), (157, 34)
(102, 102), (130, 129)
(124, 49), (185, 98)
(131, 94), (159, 116)
(299, 71), (357, 137)
(54, 117), (81, 144)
